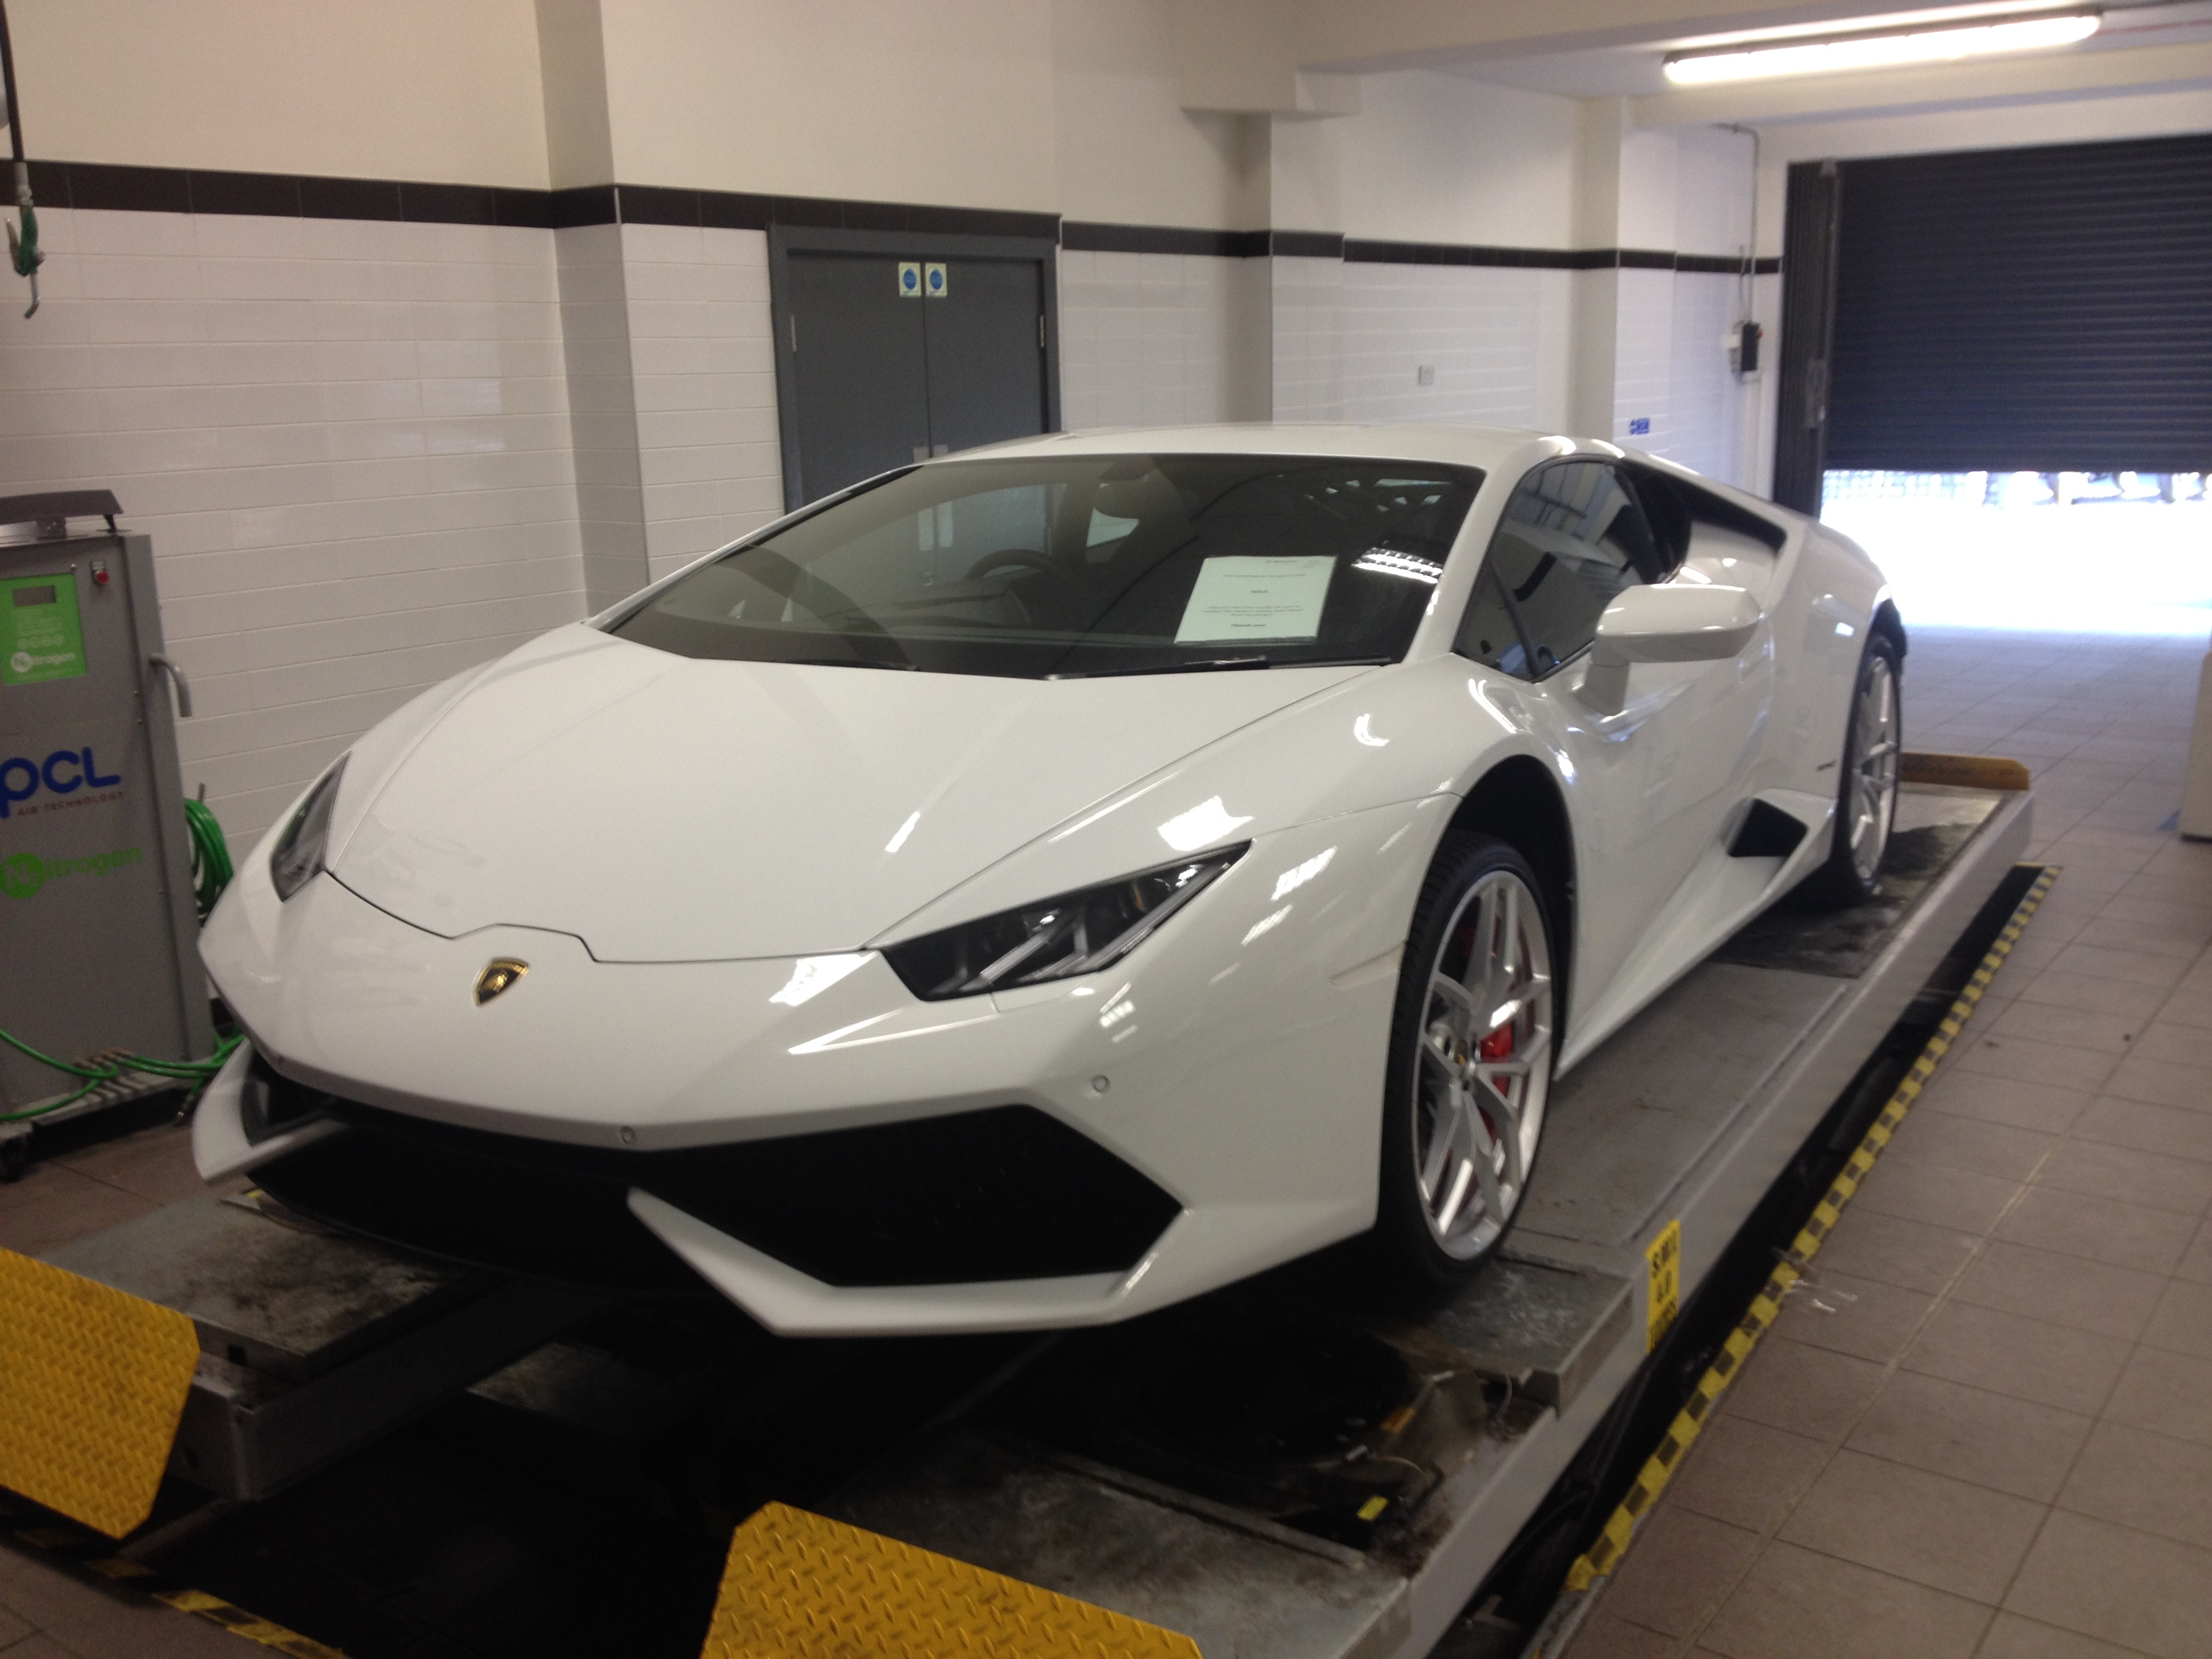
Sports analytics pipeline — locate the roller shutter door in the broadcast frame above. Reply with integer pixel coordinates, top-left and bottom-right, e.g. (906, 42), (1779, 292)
(1825, 131), (2212, 475)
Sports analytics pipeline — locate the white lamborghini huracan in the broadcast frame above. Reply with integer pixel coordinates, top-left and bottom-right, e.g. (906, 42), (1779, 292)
(195, 426), (1903, 1336)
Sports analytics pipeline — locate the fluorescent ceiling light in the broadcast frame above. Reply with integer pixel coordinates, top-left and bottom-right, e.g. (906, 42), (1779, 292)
(1664, 8), (2100, 83)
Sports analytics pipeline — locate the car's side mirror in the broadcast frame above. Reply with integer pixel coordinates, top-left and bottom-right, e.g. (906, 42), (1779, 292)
(1578, 583), (1762, 716)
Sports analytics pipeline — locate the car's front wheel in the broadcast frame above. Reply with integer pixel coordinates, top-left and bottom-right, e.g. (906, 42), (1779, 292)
(1374, 834), (1556, 1290)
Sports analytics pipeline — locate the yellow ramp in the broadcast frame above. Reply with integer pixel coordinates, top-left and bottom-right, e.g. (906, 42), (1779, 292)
(0, 1248), (201, 1537)
(703, 1500), (1202, 1659)
(1900, 751), (2032, 791)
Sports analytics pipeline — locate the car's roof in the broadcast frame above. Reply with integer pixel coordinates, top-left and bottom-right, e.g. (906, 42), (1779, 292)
(949, 422), (1568, 472)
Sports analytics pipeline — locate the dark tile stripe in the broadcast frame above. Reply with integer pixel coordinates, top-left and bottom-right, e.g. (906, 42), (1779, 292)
(550, 185), (618, 228)
(22, 158), (1784, 274)
(299, 176), (401, 222)
(1346, 239), (1582, 269)
(187, 171), (300, 218)
(61, 162), (190, 214)
(1061, 222), (1270, 258)
(1347, 239), (1780, 274)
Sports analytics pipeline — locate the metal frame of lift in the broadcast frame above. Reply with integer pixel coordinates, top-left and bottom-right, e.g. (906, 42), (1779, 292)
(35, 780), (2030, 1658)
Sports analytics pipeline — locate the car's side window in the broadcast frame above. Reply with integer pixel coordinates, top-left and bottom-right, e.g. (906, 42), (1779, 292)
(1456, 462), (1656, 680)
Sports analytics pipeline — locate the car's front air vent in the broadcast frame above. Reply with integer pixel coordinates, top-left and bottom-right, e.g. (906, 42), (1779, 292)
(249, 1071), (1179, 1292)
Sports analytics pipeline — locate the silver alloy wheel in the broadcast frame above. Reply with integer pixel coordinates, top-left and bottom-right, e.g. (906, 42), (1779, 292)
(1414, 869), (1553, 1260)
(1847, 655), (1902, 886)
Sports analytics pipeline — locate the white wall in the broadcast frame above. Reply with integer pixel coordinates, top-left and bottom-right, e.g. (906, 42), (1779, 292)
(7, 0), (552, 189)
(598, 0), (1059, 209)
(1058, 250), (1268, 428)
(1337, 76), (1580, 248)
(0, 209), (584, 851)
(1339, 264), (1572, 429)
(617, 225), (783, 583)
(1053, 0), (1262, 230)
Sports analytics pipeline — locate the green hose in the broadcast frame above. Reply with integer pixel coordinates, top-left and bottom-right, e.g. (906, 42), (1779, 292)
(1, 1027), (243, 1122)
(184, 795), (233, 920)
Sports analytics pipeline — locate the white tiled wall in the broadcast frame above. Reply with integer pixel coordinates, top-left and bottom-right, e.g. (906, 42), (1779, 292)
(1662, 271), (1742, 481)
(0, 207), (585, 853)
(1610, 267), (1674, 454)
(1605, 267), (1756, 490)
(618, 224), (783, 583)
(1269, 255), (1347, 422)
(1338, 263), (1572, 430)
(1057, 249), (1265, 430)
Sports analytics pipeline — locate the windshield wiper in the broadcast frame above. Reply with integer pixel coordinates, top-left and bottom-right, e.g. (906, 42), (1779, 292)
(1048, 654), (1392, 680)
(1048, 656), (1269, 680)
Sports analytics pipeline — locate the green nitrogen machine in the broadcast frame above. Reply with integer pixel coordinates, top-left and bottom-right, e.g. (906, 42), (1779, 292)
(1, 491), (220, 1176)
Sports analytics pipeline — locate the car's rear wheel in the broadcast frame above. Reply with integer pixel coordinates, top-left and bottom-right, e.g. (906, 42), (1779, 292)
(1801, 634), (1904, 908)
(1374, 834), (1555, 1290)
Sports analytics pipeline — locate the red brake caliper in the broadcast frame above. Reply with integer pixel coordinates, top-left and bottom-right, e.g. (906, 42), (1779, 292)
(1477, 1025), (1515, 1062)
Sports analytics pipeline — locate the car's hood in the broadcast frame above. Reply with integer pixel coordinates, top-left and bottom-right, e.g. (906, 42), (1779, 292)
(330, 627), (1372, 961)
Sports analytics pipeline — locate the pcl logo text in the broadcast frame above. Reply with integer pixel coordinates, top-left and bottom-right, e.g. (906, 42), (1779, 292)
(1, 747), (124, 819)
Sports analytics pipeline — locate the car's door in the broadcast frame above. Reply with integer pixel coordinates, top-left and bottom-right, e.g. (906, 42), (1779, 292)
(1455, 459), (1771, 1036)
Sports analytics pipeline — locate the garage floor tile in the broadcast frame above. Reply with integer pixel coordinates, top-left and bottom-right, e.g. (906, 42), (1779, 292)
(2055, 1422), (2212, 1553)
(2003, 1511), (2212, 1659)
(1844, 1372), (2092, 1504)
(1971, 1612), (2151, 1659)
(1777, 1451), (2046, 1603)
(1567, 627), (2212, 1659)
(1993, 1187), (2198, 1275)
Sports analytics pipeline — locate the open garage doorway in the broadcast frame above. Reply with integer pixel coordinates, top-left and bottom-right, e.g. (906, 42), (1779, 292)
(1775, 133), (2212, 636)
(1821, 470), (2211, 634)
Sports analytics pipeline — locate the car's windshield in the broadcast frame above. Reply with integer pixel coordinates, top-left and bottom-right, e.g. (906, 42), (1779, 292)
(612, 454), (1482, 678)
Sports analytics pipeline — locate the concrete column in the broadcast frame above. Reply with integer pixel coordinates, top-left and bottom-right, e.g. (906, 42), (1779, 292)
(535, 0), (650, 610)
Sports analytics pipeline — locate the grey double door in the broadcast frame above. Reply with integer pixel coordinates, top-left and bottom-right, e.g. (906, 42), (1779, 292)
(780, 247), (1052, 507)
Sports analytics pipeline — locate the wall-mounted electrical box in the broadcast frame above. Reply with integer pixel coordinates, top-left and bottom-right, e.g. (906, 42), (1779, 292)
(0, 492), (212, 1122)
(1730, 321), (1763, 380)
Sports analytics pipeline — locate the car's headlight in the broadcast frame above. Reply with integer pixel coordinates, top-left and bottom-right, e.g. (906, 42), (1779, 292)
(270, 756), (348, 901)
(884, 846), (1247, 1000)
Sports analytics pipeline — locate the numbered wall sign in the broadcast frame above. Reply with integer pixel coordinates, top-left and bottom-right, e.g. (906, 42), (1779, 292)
(925, 262), (948, 298)
(897, 262), (922, 298)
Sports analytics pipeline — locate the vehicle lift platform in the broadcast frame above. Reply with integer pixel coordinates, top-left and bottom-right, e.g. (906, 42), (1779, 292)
(18, 774), (2033, 1659)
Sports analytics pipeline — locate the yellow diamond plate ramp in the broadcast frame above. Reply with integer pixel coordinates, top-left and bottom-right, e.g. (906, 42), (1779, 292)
(0, 1247), (201, 1536)
(701, 1500), (1202, 1658)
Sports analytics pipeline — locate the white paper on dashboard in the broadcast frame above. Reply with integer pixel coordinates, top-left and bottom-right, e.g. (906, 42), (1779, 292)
(1174, 555), (1336, 644)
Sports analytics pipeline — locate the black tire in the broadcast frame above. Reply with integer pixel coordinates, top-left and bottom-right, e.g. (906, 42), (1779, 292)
(1799, 632), (1904, 909)
(1372, 832), (1557, 1292)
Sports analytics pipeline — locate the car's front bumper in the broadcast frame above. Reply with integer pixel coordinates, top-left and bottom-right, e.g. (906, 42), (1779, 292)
(197, 798), (1445, 1334)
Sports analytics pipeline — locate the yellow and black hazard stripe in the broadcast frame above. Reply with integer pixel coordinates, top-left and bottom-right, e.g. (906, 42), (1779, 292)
(2, 1507), (344, 1658)
(1562, 862), (2057, 1595)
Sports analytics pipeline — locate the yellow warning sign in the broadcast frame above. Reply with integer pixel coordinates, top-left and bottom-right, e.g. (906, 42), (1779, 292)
(1645, 1218), (1681, 1352)
(701, 1501), (1201, 1658)
(0, 1248), (201, 1537)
